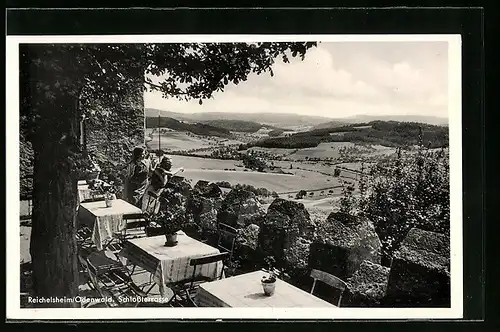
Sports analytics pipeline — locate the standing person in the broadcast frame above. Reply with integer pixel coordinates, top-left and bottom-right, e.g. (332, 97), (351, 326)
(124, 147), (149, 207)
(141, 156), (184, 213)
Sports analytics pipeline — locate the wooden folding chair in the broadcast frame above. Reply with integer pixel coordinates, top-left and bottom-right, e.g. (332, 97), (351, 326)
(216, 223), (239, 276)
(107, 213), (148, 255)
(217, 223), (238, 261)
(84, 251), (168, 307)
(171, 252), (229, 307)
(144, 191), (163, 214)
(76, 226), (94, 250)
(121, 213), (148, 239)
(310, 269), (348, 307)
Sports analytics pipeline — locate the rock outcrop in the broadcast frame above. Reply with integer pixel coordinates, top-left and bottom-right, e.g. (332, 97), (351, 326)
(186, 181), (223, 235)
(385, 228), (450, 307)
(284, 237), (313, 270)
(236, 224), (260, 250)
(346, 260), (390, 307)
(309, 212), (382, 280)
(258, 198), (315, 264)
(217, 189), (266, 228)
(193, 180), (223, 198)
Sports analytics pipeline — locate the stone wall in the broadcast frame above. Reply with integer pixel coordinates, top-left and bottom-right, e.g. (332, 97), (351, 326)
(85, 85), (145, 188)
(19, 132), (34, 198)
(19, 86), (144, 197)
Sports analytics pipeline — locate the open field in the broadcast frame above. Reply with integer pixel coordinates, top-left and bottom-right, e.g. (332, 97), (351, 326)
(146, 130), (244, 152)
(147, 131), (213, 151)
(145, 131), (399, 202)
(285, 142), (362, 160)
(180, 168), (342, 194)
(170, 155), (244, 170)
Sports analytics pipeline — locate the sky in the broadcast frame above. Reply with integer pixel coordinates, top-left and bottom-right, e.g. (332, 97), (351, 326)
(144, 41), (449, 119)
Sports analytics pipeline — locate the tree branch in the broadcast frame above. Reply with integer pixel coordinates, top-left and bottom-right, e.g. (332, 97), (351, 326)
(143, 80), (189, 95)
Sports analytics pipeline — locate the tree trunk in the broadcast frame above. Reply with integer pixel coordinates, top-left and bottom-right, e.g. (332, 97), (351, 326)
(29, 97), (80, 308)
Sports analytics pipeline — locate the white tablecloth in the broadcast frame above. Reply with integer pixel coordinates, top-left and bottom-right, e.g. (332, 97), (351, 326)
(119, 232), (223, 297)
(196, 270), (336, 308)
(78, 199), (142, 250)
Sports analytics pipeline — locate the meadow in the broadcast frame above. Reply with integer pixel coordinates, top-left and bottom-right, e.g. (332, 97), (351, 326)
(146, 130), (244, 153)
(180, 168), (342, 194)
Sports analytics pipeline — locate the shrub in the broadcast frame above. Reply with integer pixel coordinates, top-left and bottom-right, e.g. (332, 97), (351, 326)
(215, 181), (232, 189)
(350, 147), (450, 264)
(295, 190), (307, 199)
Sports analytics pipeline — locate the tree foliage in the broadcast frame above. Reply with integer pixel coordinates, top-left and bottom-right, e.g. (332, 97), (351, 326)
(241, 153), (268, 172)
(343, 147), (450, 263)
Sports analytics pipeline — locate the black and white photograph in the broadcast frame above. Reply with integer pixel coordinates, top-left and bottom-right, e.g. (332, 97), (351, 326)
(8, 34), (462, 320)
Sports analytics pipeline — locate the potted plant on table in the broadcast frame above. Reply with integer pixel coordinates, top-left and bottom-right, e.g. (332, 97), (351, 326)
(147, 209), (190, 247)
(103, 183), (118, 207)
(261, 256), (279, 296)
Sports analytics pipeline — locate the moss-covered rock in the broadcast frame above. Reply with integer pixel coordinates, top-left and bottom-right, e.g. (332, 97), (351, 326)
(236, 224), (260, 250)
(309, 212), (382, 280)
(284, 236), (312, 270)
(258, 198), (315, 266)
(346, 260), (390, 307)
(217, 188), (266, 228)
(267, 198), (316, 238)
(385, 228), (450, 307)
(193, 180), (223, 198)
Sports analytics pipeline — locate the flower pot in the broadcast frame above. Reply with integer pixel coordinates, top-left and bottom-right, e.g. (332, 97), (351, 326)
(164, 233), (178, 247)
(261, 279), (276, 296)
(105, 194), (116, 207)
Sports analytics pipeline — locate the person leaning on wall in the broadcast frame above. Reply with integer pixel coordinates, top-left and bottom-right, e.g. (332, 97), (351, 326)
(141, 155), (184, 213)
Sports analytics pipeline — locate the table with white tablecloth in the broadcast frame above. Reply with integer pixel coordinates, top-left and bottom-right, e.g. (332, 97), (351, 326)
(118, 232), (223, 297)
(78, 199), (142, 250)
(196, 270), (336, 308)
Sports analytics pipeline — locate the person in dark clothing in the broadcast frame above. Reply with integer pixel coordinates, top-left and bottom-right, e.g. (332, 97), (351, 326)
(124, 147), (149, 207)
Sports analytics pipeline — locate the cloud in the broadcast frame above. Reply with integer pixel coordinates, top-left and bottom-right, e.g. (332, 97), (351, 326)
(144, 41), (449, 119)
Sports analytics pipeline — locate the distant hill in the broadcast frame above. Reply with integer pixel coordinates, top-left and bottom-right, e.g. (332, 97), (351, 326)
(145, 116), (231, 137)
(311, 120), (352, 130)
(145, 108), (333, 128)
(145, 108), (448, 129)
(199, 119), (280, 133)
(340, 114), (448, 126)
(244, 120), (449, 149)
